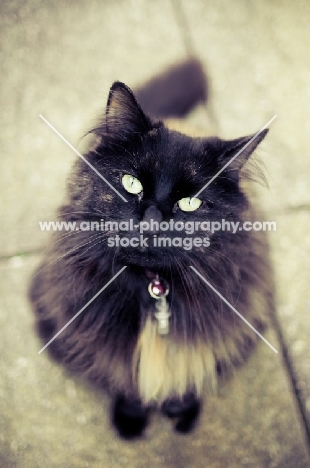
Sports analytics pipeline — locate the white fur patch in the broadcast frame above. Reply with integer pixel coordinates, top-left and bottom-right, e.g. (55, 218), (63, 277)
(133, 317), (215, 404)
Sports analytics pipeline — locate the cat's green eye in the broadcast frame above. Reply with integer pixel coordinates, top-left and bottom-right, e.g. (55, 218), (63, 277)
(121, 174), (143, 194)
(178, 197), (202, 212)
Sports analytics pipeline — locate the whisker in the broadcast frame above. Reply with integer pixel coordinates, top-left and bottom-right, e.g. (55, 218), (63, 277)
(33, 232), (107, 278)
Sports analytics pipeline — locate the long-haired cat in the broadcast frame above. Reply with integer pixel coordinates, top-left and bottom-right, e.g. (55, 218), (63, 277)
(29, 59), (273, 439)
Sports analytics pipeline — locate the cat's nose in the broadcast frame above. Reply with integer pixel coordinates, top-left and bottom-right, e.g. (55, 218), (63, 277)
(142, 205), (163, 234)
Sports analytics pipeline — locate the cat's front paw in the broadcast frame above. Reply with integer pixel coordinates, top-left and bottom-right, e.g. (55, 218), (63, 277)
(161, 393), (201, 434)
(112, 396), (149, 439)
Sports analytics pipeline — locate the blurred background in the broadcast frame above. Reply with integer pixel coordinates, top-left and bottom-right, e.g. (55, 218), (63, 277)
(1, 0), (310, 466)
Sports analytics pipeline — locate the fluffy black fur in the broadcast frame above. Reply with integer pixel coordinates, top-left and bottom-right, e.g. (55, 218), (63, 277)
(29, 60), (273, 439)
(113, 396), (149, 439)
(134, 57), (207, 118)
(161, 393), (201, 434)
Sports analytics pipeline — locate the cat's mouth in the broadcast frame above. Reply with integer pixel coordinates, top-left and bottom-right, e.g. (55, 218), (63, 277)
(115, 236), (175, 268)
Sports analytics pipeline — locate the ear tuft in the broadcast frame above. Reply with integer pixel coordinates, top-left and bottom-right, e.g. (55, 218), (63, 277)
(105, 82), (152, 140)
(220, 128), (269, 174)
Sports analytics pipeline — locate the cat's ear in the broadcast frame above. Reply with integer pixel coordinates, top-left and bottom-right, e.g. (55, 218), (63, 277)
(105, 81), (152, 140)
(219, 129), (268, 173)
(220, 129), (269, 171)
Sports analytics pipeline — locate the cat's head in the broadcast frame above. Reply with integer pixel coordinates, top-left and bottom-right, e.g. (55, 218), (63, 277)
(67, 82), (268, 272)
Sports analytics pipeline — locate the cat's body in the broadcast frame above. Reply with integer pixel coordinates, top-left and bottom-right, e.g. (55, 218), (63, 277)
(29, 59), (273, 438)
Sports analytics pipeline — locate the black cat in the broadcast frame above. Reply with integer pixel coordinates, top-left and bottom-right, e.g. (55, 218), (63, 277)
(29, 59), (273, 439)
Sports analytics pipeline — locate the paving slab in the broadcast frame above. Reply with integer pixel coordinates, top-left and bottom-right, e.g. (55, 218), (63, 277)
(0, 0), (185, 256)
(0, 256), (309, 468)
(182, 0), (310, 214)
(270, 210), (310, 434)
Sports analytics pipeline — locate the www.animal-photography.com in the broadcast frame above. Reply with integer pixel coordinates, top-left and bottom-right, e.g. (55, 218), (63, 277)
(1, 1), (310, 467)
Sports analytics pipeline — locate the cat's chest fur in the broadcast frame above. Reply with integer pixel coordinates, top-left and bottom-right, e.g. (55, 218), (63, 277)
(133, 315), (215, 404)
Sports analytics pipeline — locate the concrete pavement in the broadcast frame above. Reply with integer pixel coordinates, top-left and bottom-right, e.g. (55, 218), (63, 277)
(1, 1), (310, 466)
